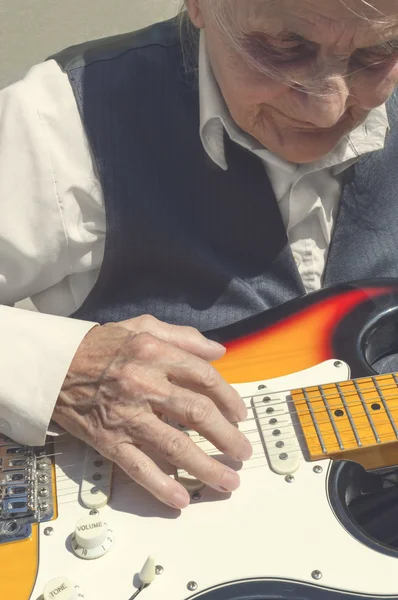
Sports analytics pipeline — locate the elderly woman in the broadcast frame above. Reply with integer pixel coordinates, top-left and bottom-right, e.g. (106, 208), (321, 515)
(1, 0), (398, 520)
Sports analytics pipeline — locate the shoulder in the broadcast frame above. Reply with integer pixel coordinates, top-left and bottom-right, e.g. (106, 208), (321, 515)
(49, 19), (182, 73)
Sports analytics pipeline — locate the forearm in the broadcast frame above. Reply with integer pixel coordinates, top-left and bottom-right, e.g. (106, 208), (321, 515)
(0, 305), (96, 446)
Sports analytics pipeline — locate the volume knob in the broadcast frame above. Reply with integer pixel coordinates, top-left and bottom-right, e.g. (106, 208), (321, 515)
(72, 514), (114, 560)
(43, 576), (84, 599)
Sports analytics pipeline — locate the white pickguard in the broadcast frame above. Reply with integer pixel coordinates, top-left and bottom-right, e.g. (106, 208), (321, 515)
(30, 360), (398, 599)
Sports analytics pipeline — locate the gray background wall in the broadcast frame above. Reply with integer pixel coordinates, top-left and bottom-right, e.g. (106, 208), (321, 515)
(2, 0), (181, 310)
(0, 0), (181, 89)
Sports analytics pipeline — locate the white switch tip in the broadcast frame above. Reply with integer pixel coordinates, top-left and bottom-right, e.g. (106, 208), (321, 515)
(139, 555), (157, 585)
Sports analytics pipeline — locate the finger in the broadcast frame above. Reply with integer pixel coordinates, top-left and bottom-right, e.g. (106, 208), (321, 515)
(117, 314), (226, 361)
(108, 440), (191, 510)
(132, 414), (242, 494)
(151, 388), (253, 462)
(166, 353), (247, 422)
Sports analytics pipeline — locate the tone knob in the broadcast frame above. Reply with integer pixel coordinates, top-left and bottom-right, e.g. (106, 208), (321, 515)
(71, 514), (114, 560)
(43, 576), (84, 599)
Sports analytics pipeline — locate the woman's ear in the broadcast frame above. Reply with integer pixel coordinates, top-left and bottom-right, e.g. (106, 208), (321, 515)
(184, 0), (206, 28)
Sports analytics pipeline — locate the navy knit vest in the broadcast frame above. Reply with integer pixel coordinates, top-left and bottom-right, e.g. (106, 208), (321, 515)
(50, 19), (398, 332)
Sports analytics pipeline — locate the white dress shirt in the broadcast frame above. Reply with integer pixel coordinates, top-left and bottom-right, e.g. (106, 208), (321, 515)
(0, 30), (389, 446)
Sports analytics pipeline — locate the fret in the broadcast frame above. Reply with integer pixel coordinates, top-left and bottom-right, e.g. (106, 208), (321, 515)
(372, 376), (398, 439)
(292, 373), (398, 463)
(336, 383), (362, 447)
(318, 385), (344, 451)
(353, 380), (380, 444)
(302, 389), (327, 454)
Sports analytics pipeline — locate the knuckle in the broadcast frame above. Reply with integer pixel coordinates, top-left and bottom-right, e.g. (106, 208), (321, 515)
(128, 457), (153, 481)
(135, 314), (159, 330)
(185, 397), (213, 426)
(184, 325), (201, 337)
(131, 331), (162, 360)
(198, 363), (219, 391)
(160, 432), (191, 461)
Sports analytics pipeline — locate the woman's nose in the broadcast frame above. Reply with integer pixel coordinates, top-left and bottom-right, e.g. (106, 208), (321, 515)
(293, 74), (351, 128)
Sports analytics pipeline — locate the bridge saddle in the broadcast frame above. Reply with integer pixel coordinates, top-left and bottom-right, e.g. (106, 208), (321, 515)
(0, 435), (54, 544)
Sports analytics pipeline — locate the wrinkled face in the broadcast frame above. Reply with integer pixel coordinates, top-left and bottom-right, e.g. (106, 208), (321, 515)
(186, 0), (398, 163)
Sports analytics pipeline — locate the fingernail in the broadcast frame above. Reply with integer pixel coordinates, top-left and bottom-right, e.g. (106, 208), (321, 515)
(237, 404), (248, 421)
(219, 469), (240, 492)
(238, 440), (253, 461)
(207, 340), (226, 351)
(171, 490), (190, 509)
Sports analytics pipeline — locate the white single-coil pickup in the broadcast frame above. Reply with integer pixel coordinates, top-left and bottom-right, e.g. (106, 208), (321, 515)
(252, 395), (300, 475)
(79, 445), (113, 509)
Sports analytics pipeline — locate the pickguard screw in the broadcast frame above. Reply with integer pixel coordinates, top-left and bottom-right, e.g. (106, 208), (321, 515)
(191, 492), (201, 501)
(187, 581), (198, 591)
(312, 570), (322, 580)
(40, 501), (50, 511)
(285, 475), (295, 483)
(334, 361), (343, 368)
(38, 474), (49, 484)
(39, 487), (49, 497)
(89, 509), (99, 516)
(44, 527), (54, 536)
(313, 465), (323, 474)
(155, 565), (164, 575)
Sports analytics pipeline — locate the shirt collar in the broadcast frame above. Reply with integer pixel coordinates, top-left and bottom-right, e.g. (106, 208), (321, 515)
(199, 30), (389, 175)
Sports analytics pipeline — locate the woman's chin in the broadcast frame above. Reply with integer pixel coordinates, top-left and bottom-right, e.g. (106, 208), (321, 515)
(262, 128), (350, 164)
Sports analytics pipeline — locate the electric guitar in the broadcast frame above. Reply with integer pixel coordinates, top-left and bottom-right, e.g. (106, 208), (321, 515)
(3, 279), (398, 600)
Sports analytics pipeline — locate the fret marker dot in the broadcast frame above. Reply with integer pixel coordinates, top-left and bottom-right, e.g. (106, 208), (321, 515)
(334, 410), (344, 417)
(371, 403), (381, 411)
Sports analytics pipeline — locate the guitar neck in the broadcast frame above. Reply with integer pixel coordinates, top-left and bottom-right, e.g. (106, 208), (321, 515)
(292, 372), (398, 467)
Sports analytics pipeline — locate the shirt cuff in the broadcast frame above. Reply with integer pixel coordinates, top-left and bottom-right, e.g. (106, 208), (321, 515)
(0, 305), (97, 447)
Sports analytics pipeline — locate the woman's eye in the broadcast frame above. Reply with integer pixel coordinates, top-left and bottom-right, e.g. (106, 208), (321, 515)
(352, 47), (398, 68)
(249, 42), (315, 65)
(270, 45), (314, 63)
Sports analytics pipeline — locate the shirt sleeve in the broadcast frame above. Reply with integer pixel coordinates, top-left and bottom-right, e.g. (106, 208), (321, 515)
(0, 61), (104, 446)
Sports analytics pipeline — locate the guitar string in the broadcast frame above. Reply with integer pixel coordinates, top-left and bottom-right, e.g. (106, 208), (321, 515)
(53, 429), (398, 505)
(4, 380), (398, 490)
(8, 399), (398, 478)
(4, 398), (398, 497)
(2, 378), (398, 457)
(50, 414), (398, 500)
(4, 375), (398, 453)
(2, 374), (397, 454)
(5, 381), (398, 503)
(24, 395), (398, 454)
(41, 421), (398, 497)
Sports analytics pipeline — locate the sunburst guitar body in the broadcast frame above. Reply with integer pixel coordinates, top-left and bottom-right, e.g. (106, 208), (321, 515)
(3, 279), (398, 599)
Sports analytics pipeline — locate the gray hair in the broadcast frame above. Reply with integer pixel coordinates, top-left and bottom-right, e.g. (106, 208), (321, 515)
(178, 0), (394, 97)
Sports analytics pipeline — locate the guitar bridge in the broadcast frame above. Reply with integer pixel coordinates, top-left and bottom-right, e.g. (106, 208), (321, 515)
(0, 435), (55, 544)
